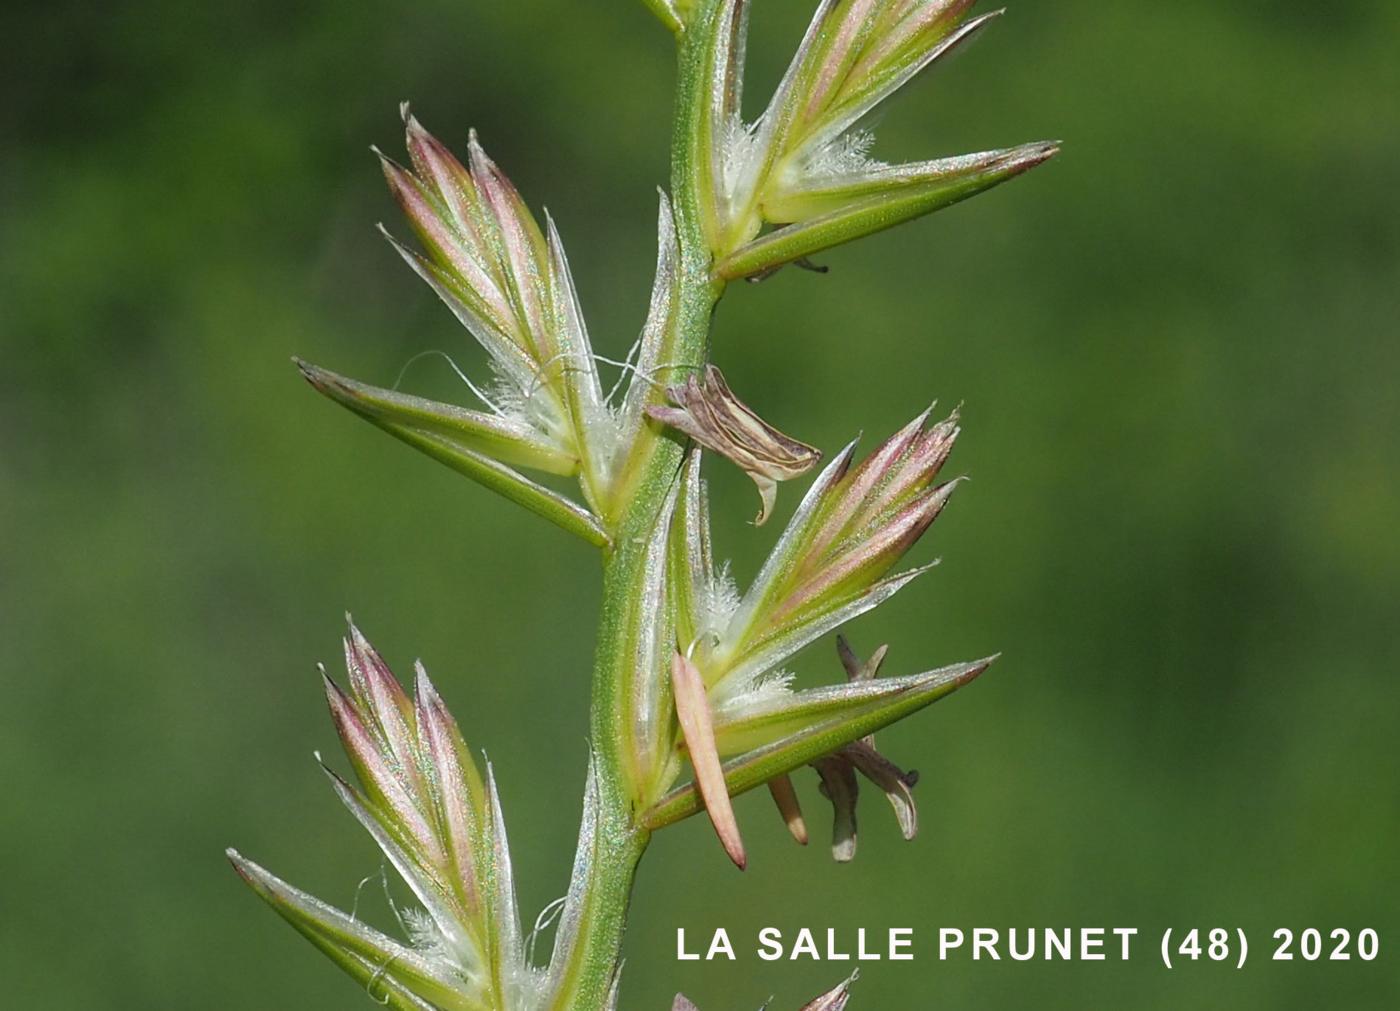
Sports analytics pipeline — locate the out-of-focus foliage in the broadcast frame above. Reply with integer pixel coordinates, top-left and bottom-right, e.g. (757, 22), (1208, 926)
(2, 1), (1397, 1008)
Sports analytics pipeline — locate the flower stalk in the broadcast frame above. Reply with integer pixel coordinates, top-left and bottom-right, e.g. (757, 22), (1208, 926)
(548, 7), (736, 1000)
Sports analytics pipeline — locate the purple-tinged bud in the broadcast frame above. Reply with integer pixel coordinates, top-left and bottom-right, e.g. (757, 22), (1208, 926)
(401, 110), (494, 266)
(852, 1), (977, 86)
(377, 149), (513, 334)
(464, 131), (554, 362)
(363, 114), (620, 528)
(777, 478), (961, 623)
(412, 661), (487, 912)
(700, 406), (963, 700)
(321, 665), (438, 862)
(685, 0), (1056, 274)
(345, 620), (420, 775)
(232, 620), (555, 1007)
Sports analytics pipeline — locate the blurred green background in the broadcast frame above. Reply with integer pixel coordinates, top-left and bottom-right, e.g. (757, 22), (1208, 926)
(5, 0), (1398, 1007)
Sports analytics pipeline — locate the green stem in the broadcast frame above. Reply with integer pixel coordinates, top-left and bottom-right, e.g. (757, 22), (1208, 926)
(547, 4), (727, 1006)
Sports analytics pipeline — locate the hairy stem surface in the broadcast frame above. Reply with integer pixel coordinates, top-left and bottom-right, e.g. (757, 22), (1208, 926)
(549, 4), (727, 1006)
